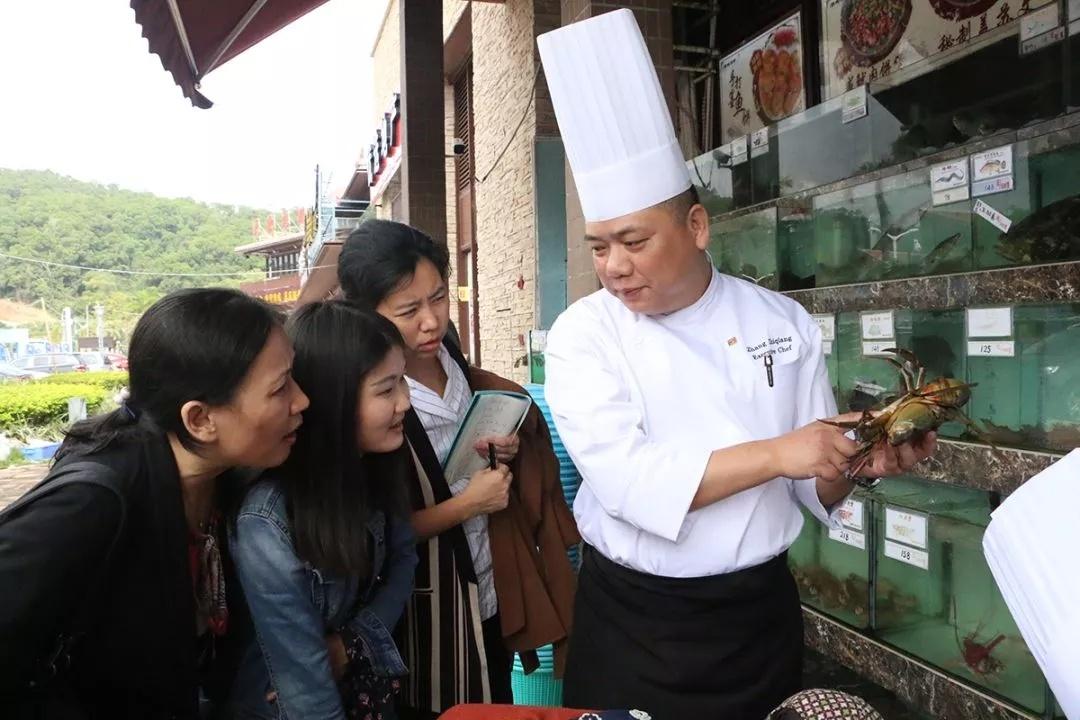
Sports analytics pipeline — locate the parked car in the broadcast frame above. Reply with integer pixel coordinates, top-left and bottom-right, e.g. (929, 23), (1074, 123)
(0, 361), (46, 381)
(76, 352), (111, 371)
(17, 353), (87, 375)
(105, 352), (128, 370)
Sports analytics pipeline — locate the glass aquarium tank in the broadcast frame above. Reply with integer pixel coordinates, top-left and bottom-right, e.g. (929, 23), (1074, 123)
(964, 302), (1080, 452)
(748, 126), (780, 207)
(777, 198), (816, 290)
(774, 93), (886, 196)
(707, 205), (778, 290)
(973, 137), (1080, 271)
(814, 170), (972, 287)
(869, 476), (1047, 714)
(834, 309), (967, 439)
(687, 148), (735, 217)
(788, 492), (872, 629)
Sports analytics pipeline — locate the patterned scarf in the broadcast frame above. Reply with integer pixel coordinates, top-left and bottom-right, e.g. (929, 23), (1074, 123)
(190, 514), (228, 638)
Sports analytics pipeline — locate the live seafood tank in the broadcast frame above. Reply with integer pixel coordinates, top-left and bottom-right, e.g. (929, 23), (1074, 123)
(773, 93), (894, 197)
(813, 169), (972, 287)
(868, 476), (1047, 715)
(777, 199), (816, 290)
(973, 139), (1080, 271)
(964, 302), (1080, 452)
(707, 206), (779, 290)
(687, 149), (736, 217)
(834, 309), (967, 439)
(787, 492), (873, 629)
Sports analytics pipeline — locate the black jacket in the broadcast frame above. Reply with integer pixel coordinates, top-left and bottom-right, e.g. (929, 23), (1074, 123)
(0, 433), (246, 719)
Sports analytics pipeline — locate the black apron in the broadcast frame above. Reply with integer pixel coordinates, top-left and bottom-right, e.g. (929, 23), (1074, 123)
(562, 545), (803, 720)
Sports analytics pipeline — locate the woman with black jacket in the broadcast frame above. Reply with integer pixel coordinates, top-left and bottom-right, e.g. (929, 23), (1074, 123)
(0, 288), (309, 719)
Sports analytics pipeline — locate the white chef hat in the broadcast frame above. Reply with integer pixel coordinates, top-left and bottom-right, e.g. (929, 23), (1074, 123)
(537, 9), (690, 223)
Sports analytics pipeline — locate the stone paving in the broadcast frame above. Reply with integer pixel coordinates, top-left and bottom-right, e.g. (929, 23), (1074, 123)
(0, 462), (48, 511)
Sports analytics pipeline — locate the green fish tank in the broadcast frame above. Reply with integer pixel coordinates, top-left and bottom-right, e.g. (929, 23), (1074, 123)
(813, 169), (972, 287)
(787, 491), (873, 629)
(868, 476), (1047, 715)
(834, 309), (967, 440)
(973, 137), (1080, 271)
(707, 206), (778, 290)
(778, 199), (816, 290)
(964, 302), (1080, 452)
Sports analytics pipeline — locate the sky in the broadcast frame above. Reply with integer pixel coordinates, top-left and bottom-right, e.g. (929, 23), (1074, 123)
(0, 0), (390, 211)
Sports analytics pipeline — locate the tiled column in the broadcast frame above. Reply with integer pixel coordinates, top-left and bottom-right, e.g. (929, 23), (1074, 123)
(558, 0), (675, 302)
(399, 0), (447, 245)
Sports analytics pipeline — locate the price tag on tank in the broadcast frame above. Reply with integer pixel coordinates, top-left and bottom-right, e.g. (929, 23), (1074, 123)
(862, 341), (895, 356)
(860, 310), (894, 340)
(812, 313), (836, 341)
(884, 540), (929, 570)
(968, 340), (1016, 357)
(885, 507), (927, 550)
(829, 526), (866, 550)
(838, 497), (865, 532)
(730, 135), (749, 165)
(751, 128), (770, 158)
(966, 307), (1013, 338)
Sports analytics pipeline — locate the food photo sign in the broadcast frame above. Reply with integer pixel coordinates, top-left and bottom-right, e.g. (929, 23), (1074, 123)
(822, 0), (1056, 100)
(719, 12), (807, 142)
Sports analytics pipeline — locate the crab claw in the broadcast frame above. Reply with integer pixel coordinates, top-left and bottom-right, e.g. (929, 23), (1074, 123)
(883, 347), (922, 370)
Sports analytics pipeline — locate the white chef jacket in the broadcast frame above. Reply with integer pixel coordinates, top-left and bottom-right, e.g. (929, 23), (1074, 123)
(544, 267), (845, 578)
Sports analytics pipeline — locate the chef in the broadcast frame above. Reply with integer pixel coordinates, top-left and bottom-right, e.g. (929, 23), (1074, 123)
(537, 10), (937, 720)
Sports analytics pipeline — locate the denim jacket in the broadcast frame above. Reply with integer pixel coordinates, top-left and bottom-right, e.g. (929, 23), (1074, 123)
(227, 480), (418, 720)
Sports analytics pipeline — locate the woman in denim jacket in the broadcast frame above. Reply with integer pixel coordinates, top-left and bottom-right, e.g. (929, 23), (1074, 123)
(228, 302), (418, 719)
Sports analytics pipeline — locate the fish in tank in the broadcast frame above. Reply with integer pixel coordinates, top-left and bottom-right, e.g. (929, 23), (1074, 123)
(994, 193), (1080, 265)
(814, 171), (971, 286)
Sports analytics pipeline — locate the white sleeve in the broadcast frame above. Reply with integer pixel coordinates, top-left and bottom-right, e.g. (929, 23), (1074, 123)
(790, 318), (849, 528)
(544, 311), (709, 542)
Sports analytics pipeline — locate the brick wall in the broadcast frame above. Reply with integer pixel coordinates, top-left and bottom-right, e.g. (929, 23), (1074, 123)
(372, 0), (401, 128)
(471, 0), (540, 382)
(444, 83), (458, 294)
(558, 0), (674, 304)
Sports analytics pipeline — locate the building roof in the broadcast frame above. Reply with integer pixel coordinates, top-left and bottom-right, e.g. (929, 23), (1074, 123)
(130, 0), (331, 108)
(234, 231), (304, 256)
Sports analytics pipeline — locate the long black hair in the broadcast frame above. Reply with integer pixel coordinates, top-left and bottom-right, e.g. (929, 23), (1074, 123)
(337, 219), (450, 309)
(57, 288), (282, 461)
(281, 300), (410, 577)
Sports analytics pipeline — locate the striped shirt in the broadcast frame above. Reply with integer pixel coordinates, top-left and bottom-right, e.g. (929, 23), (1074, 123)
(406, 346), (498, 620)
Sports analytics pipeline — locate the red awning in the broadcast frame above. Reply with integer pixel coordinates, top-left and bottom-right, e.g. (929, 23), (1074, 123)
(131, 0), (331, 108)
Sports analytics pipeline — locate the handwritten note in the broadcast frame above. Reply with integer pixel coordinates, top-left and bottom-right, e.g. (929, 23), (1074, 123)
(443, 391), (532, 482)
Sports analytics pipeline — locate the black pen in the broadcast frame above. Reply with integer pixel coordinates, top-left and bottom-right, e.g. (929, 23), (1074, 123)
(488, 442), (497, 471)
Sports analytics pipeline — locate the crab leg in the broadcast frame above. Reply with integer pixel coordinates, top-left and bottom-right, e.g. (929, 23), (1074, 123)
(912, 382), (978, 400)
(945, 408), (999, 450)
(883, 347), (924, 392)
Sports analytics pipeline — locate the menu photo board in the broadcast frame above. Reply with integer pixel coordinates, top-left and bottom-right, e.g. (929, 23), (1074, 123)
(821, 0), (1056, 100)
(719, 11), (807, 142)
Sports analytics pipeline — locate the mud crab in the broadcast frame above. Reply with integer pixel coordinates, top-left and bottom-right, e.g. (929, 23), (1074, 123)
(823, 347), (994, 480)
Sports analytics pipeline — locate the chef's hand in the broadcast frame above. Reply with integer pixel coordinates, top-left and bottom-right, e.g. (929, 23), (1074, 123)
(857, 431), (938, 478)
(460, 464), (512, 518)
(475, 434), (519, 464)
(770, 414), (862, 483)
